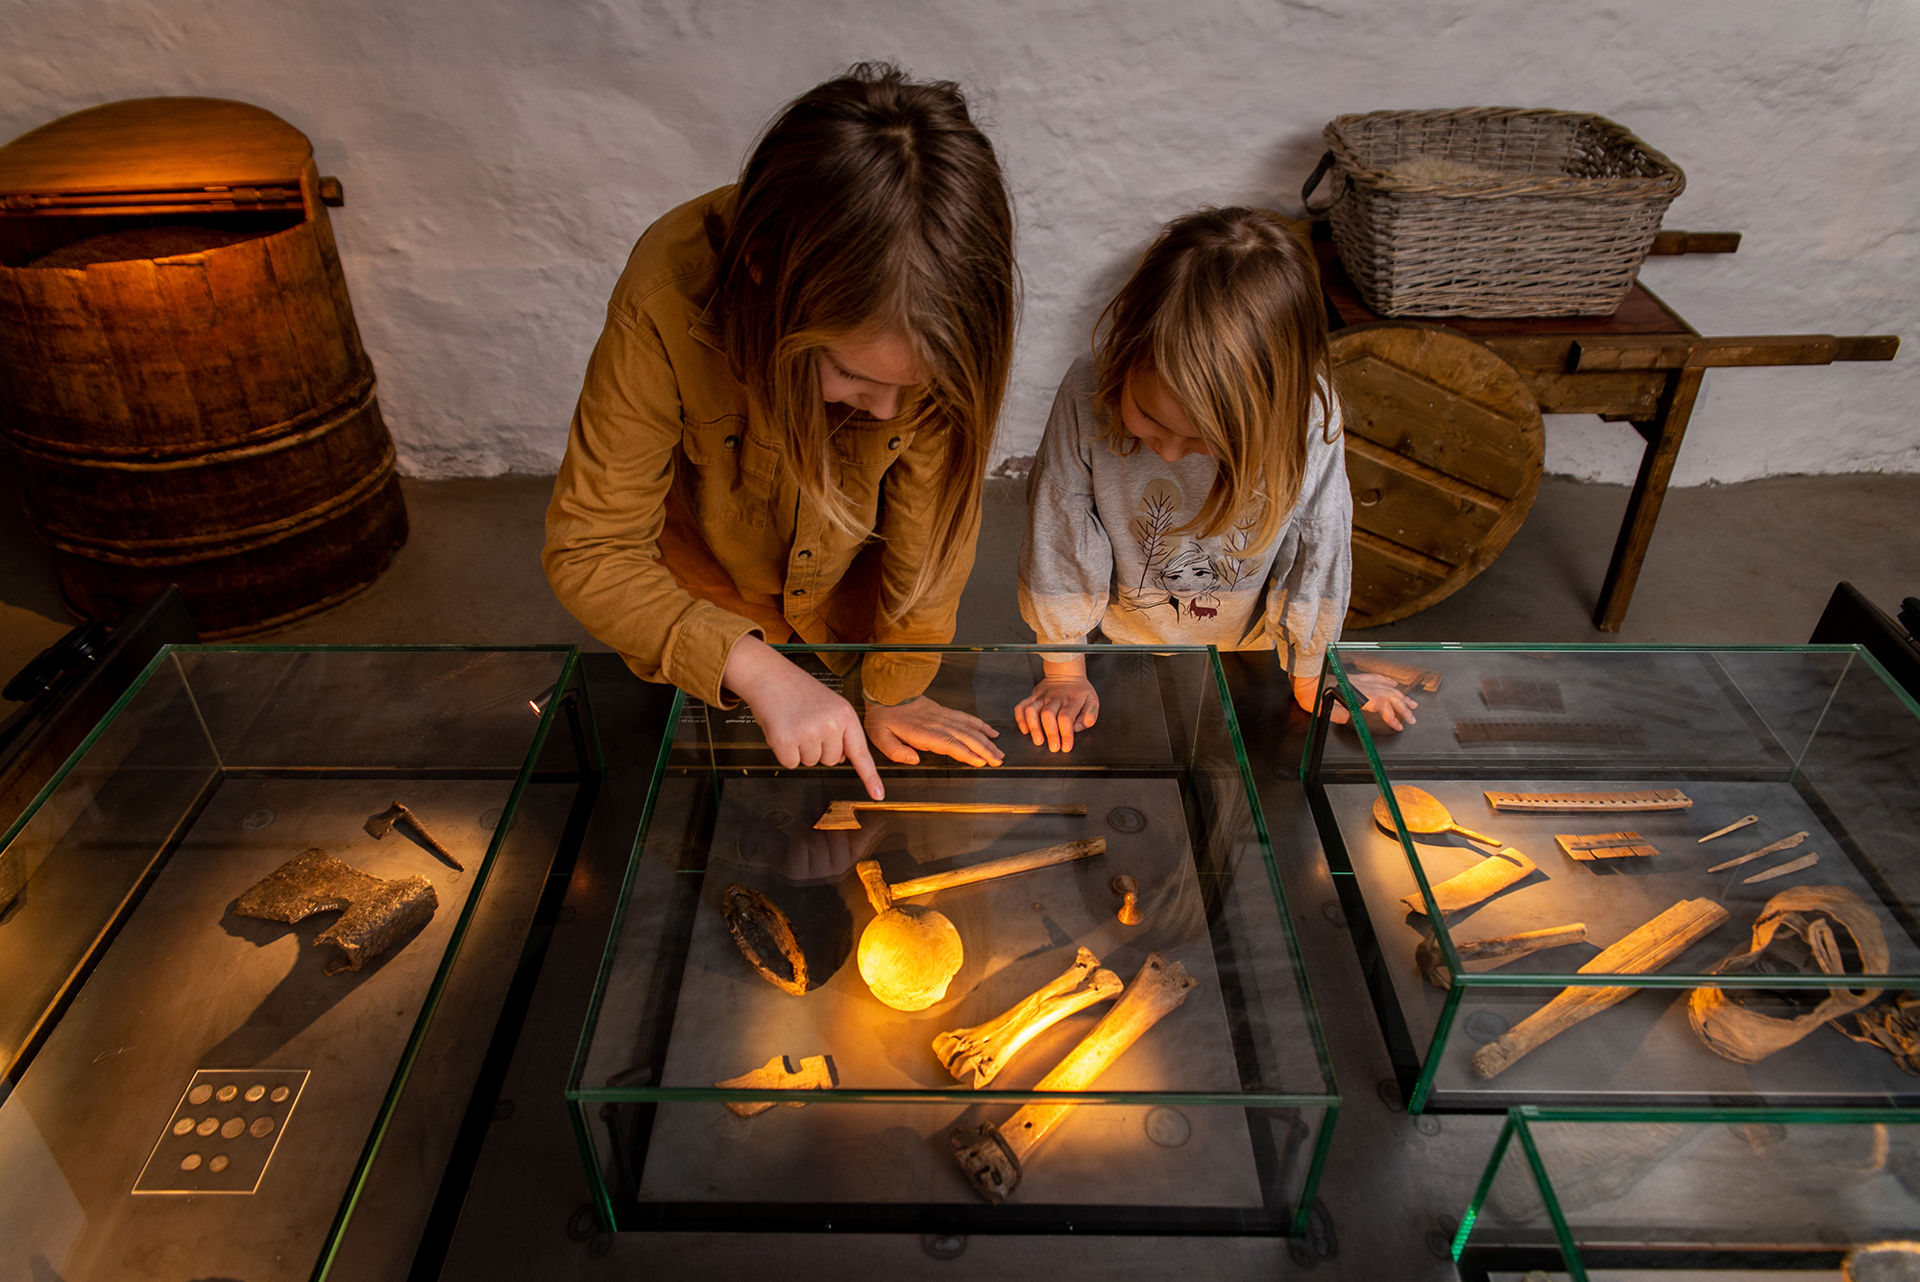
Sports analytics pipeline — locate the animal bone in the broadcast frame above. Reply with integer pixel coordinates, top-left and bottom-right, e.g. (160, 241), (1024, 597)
(1471, 898), (1729, 1079)
(933, 948), (1123, 1087)
(1400, 847), (1537, 917)
(714, 1054), (837, 1118)
(234, 848), (438, 974)
(814, 801), (1085, 831)
(1707, 830), (1810, 873)
(1697, 815), (1759, 843)
(1745, 852), (1820, 884)
(951, 953), (1194, 1204)
(1485, 789), (1692, 813)
(1689, 885), (1888, 1065)
(1417, 923), (1589, 988)
(364, 801), (463, 871)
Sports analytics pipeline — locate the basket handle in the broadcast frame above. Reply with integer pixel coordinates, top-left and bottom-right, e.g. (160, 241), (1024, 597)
(1301, 150), (1343, 216)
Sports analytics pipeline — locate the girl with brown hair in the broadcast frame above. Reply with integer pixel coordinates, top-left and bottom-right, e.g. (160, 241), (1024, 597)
(1015, 206), (1416, 751)
(545, 64), (1017, 795)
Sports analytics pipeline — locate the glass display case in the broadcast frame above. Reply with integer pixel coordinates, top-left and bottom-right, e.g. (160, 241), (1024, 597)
(1454, 1106), (1920, 1280)
(568, 644), (1339, 1236)
(1303, 642), (1920, 1113)
(0, 645), (599, 1282)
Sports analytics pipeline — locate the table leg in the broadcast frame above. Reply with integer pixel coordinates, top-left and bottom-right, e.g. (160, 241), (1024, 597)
(1594, 366), (1705, 631)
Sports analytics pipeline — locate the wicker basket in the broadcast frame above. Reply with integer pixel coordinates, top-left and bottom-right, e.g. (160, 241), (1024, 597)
(1303, 107), (1685, 317)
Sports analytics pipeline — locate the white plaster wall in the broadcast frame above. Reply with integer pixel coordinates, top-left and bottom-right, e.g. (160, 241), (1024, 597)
(3, 0), (1915, 483)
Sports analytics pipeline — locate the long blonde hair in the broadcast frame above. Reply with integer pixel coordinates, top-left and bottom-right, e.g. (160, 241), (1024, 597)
(1093, 207), (1334, 555)
(706, 63), (1017, 620)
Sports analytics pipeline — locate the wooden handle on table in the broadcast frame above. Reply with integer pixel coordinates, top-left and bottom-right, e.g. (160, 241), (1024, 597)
(1447, 821), (1503, 848)
(888, 839), (1107, 900)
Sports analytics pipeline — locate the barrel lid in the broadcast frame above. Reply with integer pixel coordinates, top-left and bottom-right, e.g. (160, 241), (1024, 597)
(1332, 321), (1544, 627)
(0, 98), (312, 209)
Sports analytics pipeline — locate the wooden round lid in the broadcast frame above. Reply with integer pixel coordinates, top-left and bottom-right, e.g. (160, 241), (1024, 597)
(0, 98), (311, 198)
(1332, 322), (1543, 627)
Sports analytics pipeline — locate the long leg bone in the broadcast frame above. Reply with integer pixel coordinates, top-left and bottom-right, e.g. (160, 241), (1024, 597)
(1400, 847), (1537, 917)
(714, 1054), (837, 1118)
(933, 948), (1123, 1087)
(1470, 898), (1729, 1079)
(951, 953), (1195, 1204)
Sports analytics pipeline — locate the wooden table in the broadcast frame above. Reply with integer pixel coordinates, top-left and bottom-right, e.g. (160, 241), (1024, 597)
(1315, 230), (1899, 631)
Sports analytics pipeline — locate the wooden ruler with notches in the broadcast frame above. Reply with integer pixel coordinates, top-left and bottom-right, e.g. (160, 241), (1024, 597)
(1485, 788), (1693, 813)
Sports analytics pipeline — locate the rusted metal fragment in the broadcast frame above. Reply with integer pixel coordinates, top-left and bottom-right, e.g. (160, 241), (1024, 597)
(234, 848), (437, 974)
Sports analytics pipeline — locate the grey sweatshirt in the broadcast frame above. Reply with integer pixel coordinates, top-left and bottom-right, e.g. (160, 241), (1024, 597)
(1017, 356), (1352, 677)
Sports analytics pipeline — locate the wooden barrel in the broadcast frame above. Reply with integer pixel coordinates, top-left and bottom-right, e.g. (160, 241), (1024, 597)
(0, 98), (407, 636)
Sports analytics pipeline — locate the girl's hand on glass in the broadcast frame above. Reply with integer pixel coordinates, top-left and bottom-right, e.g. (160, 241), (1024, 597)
(865, 696), (1005, 768)
(724, 636), (885, 798)
(1015, 674), (1100, 753)
(1292, 670), (1418, 732)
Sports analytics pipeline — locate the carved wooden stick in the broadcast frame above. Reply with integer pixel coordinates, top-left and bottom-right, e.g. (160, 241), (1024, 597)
(1417, 923), (1589, 988)
(952, 954), (1195, 1204)
(887, 839), (1106, 900)
(815, 801), (1086, 831)
(1745, 852), (1820, 884)
(1400, 847), (1537, 916)
(933, 948), (1123, 1087)
(1706, 830), (1810, 873)
(1470, 898), (1729, 1079)
(714, 1054), (837, 1118)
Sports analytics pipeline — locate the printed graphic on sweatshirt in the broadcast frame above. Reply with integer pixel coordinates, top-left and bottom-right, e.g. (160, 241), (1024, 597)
(1118, 479), (1264, 625)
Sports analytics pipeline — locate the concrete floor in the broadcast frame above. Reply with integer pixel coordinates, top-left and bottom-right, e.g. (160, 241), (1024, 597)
(2, 462), (1917, 1279)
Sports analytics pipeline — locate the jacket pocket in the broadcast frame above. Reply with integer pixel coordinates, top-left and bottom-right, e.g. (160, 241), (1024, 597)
(679, 415), (772, 529)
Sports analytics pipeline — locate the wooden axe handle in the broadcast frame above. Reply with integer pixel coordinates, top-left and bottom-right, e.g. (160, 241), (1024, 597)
(889, 839), (1107, 900)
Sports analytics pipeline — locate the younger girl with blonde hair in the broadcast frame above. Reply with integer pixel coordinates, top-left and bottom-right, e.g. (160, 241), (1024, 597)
(1015, 206), (1415, 750)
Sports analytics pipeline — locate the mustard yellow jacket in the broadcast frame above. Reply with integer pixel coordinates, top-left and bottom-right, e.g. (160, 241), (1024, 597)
(543, 187), (977, 708)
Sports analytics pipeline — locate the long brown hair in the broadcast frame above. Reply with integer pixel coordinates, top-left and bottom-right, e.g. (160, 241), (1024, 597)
(1092, 207), (1335, 555)
(706, 63), (1017, 620)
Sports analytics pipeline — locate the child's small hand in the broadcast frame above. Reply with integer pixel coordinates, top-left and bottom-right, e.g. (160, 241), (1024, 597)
(1015, 674), (1100, 753)
(1292, 670), (1419, 731)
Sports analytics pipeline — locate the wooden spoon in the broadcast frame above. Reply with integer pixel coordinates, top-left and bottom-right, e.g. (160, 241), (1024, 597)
(1372, 786), (1501, 848)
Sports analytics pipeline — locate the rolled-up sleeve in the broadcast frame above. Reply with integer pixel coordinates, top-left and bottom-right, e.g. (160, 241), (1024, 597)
(1018, 372), (1112, 646)
(859, 423), (982, 706)
(1263, 396), (1352, 679)
(543, 307), (762, 707)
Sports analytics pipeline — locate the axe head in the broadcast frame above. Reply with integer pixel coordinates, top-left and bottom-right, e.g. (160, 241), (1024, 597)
(813, 801), (863, 830)
(364, 803), (406, 839)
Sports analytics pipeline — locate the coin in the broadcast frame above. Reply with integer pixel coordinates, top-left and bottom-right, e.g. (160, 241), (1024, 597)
(270, 1086), (290, 1104)
(180, 1153), (202, 1171)
(249, 1116), (275, 1139)
(220, 1118), (244, 1139)
(245, 1085), (266, 1103)
(172, 1117), (195, 1136)
(196, 1117), (219, 1137)
(188, 1085), (213, 1106)
(209, 1155), (230, 1173)
(215, 1085), (238, 1103)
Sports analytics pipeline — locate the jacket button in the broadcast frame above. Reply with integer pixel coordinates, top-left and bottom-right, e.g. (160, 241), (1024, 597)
(723, 434), (739, 449)
(796, 548), (812, 559)
(887, 436), (901, 450)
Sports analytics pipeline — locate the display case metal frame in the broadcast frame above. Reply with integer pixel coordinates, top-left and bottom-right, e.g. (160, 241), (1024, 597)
(1302, 641), (1920, 1115)
(1453, 1105), (1920, 1280)
(567, 643), (1341, 1238)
